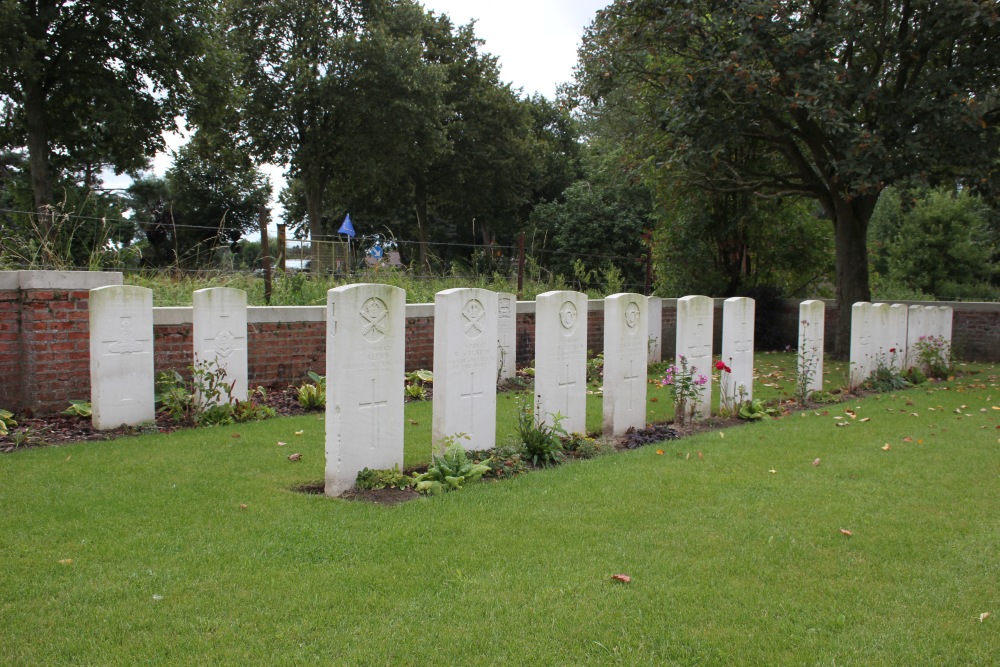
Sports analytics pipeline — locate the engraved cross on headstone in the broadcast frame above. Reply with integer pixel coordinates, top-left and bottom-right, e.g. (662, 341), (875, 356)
(623, 359), (640, 411)
(358, 377), (388, 450)
(460, 371), (484, 435)
(557, 362), (577, 415)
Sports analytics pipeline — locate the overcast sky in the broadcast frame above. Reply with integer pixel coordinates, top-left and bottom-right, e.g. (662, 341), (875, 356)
(135, 0), (610, 231)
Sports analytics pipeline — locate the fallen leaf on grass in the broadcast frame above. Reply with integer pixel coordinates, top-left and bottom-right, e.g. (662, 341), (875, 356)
(650, 397), (658, 403)
(239, 504), (248, 511)
(979, 612), (991, 622)
(839, 529), (853, 537)
(882, 443), (891, 451)
(812, 458), (821, 466)
(769, 469), (777, 474)
(288, 453), (302, 461)
(65, 455), (71, 461)
(58, 559), (73, 565)
(231, 433), (241, 439)
(655, 449), (664, 455)
(294, 430), (304, 436)
(845, 410), (857, 419)
(859, 417), (871, 423)
(698, 451), (704, 459)
(902, 437), (913, 443)
(836, 422), (850, 428)
(276, 441), (286, 447)
(917, 439), (924, 444)
(909, 413), (920, 417)
(611, 574), (632, 583)
(719, 432), (724, 438)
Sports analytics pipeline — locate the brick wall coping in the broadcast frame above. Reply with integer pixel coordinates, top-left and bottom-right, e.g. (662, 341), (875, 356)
(1, 270), (122, 290)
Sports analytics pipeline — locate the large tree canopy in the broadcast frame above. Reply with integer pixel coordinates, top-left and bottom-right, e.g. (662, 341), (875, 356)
(578, 0), (1000, 355)
(0, 0), (209, 241)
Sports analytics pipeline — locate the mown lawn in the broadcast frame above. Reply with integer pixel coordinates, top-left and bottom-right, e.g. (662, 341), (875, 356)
(1, 359), (997, 665)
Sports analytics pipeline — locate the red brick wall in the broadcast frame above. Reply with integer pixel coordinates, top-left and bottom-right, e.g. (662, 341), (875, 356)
(0, 287), (22, 411)
(2, 270), (997, 417)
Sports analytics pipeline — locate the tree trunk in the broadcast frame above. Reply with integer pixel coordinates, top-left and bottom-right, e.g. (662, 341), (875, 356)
(23, 76), (55, 252)
(413, 176), (431, 273)
(830, 193), (879, 358)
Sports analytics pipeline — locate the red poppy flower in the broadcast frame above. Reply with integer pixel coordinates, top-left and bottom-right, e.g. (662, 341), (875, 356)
(715, 361), (726, 370)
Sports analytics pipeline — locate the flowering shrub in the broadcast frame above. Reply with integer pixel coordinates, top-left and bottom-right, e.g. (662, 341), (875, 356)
(914, 335), (951, 379)
(661, 356), (708, 425)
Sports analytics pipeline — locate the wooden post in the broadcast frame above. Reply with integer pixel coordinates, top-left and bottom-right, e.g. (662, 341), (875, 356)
(259, 206), (272, 305)
(276, 223), (286, 272)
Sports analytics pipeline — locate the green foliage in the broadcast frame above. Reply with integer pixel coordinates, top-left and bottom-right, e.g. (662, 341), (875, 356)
(586, 352), (604, 385)
(736, 399), (777, 421)
(153, 360), (243, 426)
(913, 336), (953, 380)
(356, 464), (412, 491)
(0, 408), (16, 436)
(870, 187), (999, 301)
(514, 402), (567, 467)
(404, 369), (432, 401)
(61, 400), (92, 418)
(467, 444), (528, 480)
(561, 433), (612, 459)
(863, 351), (911, 393)
(412, 436), (491, 495)
(296, 372), (326, 410)
(231, 387), (276, 423)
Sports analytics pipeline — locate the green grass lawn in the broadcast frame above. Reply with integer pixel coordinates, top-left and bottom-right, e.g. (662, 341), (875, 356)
(1, 358), (997, 665)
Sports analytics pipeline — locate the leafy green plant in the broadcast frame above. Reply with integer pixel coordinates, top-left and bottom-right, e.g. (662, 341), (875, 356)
(515, 400), (567, 467)
(1, 408), (17, 436)
(156, 370), (194, 422)
(562, 432), (611, 459)
(863, 349), (910, 392)
(903, 366), (927, 385)
(467, 443), (528, 480)
(913, 335), (952, 379)
(404, 369), (433, 401)
(412, 436), (490, 495)
(660, 355), (708, 426)
(61, 400), (92, 418)
(737, 399), (778, 421)
(231, 387), (276, 423)
(356, 464), (412, 491)
(296, 371), (326, 410)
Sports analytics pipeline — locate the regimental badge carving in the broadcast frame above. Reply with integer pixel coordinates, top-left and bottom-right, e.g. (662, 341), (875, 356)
(498, 297), (512, 319)
(462, 299), (485, 339)
(624, 301), (640, 330)
(109, 317), (143, 354)
(360, 297), (388, 343)
(215, 330), (235, 357)
(559, 301), (577, 330)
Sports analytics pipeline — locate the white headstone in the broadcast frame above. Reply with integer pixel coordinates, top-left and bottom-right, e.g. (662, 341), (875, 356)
(89, 285), (155, 430)
(720, 297), (755, 407)
(432, 288), (498, 452)
(849, 302), (879, 387)
(193, 287), (247, 403)
(325, 284), (406, 497)
(886, 304), (908, 370)
(603, 293), (648, 436)
(675, 295), (714, 421)
(938, 306), (953, 346)
(647, 296), (662, 364)
(905, 305), (929, 370)
(497, 292), (517, 382)
(798, 300), (825, 396)
(534, 291), (589, 434)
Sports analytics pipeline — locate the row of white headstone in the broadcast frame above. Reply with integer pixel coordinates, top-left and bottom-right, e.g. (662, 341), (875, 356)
(86, 286), (953, 497)
(848, 302), (954, 387)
